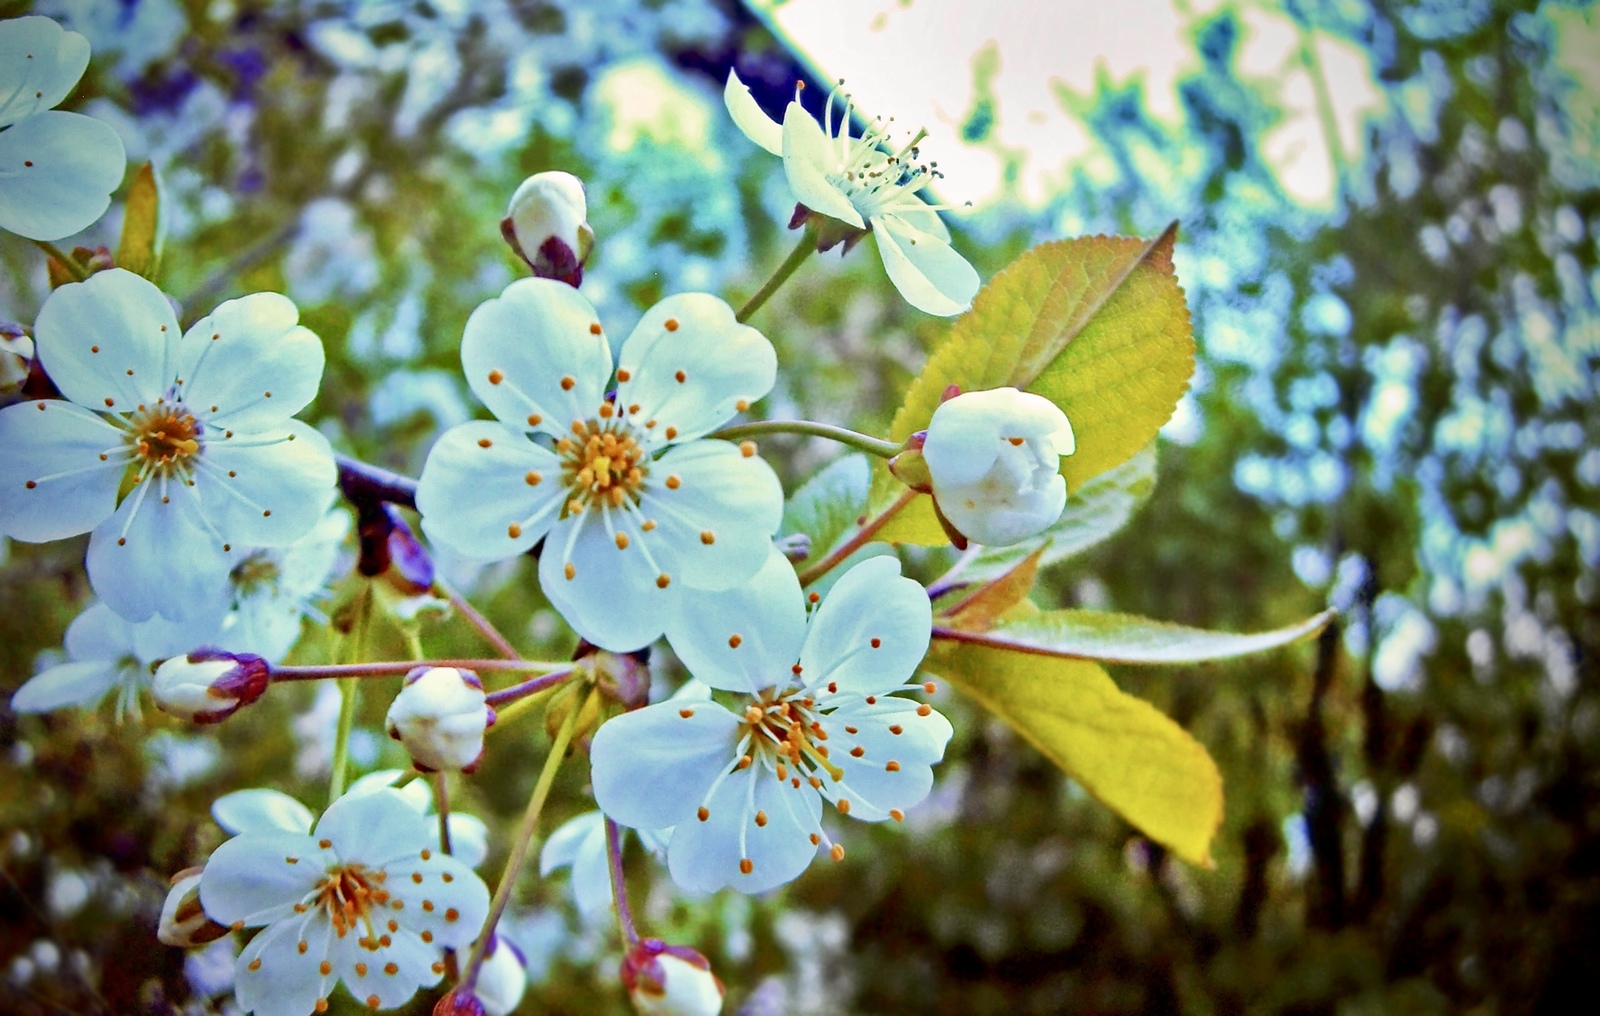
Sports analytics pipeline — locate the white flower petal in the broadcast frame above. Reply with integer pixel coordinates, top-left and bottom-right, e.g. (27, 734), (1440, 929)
(179, 294), (325, 429)
(615, 293), (776, 448)
(444, 814), (489, 869)
(570, 820), (615, 915)
(0, 111), (124, 240)
(540, 812), (602, 876)
(313, 789), (430, 866)
(212, 789), (316, 836)
(0, 399), (123, 542)
(63, 602), (136, 660)
(34, 268), (177, 410)
(723, 70), (783, 156)
(384, 852), (490, 950)
(199, 830), (328, 926)
(667, 548), (805, 695)
(86, 488), (232, 622)
(591, 701), (741, 831)
(10, 660), (121, 713)
(0, 17), (90, 127)
(823, 703), (951, 821)
(637, 439), (783, 590)
(198, 419), (337, 547)
(232, 914), (332, 1016)
(336, 928), (437, 1010)
(538, 510), (671, 652)
(833, 697), (955, 769)
(890, 197), (953, 243)
(800, 556), (931, 696)
(667, 765), (820, 894)
(873, 213), (980, 317)
(416, 421), (563, 560)
(781, 103), (865, 228)
(460, 278), (611, 436)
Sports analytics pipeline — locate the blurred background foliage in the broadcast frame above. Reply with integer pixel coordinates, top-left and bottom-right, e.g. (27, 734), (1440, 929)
(1, 0), (1598, 1013)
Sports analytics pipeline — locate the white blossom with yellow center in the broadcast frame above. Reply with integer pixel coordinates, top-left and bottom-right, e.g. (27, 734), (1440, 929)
(416, 278), (782, 652)
(0, 269), (337, 622)
(198, 788), (489, 1016)
(725, 70), (979, 317)
(591, 553), (951, 894)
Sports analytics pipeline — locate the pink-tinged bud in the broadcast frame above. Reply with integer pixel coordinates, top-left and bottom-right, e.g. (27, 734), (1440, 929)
(157, 867), (228, 948)
(586, 647), (652, 712)
(433, 988), (487, 1016)
(385, 667), (495, 773)
(501, 171), (593, 287)
(151, 649), (270, 724)
(621, 939), (725, 1016)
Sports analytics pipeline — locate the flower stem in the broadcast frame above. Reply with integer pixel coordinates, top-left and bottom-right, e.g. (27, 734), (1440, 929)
(736, 226), (817, 323)
(328, 679), (358, 804)
(435, 579), (521, 660)
(34, 240), (89, 282)
(796, 490), (917, 587)
(710, 419), (902, 459)
(483, 667), (577, 708)
(606, 818), (640, 947)
(434, 772), (460, 982)
(459, 687), (592, 991)
(328, 585), (372, 805)
(272, 658), (568, 682)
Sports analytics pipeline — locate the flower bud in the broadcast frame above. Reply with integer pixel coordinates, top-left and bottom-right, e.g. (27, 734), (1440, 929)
(157, 868), (228, 948)
(433, 988), (487, 1016)
(152, 649), (271, 724)
(477, 934), (528, 1016)
(921, 387), (1076, 547)
(501, 171), (593, 287)
(621, 939), (725, 1016)
(385, 667), (496, 773)
(0, 323), (32, 394)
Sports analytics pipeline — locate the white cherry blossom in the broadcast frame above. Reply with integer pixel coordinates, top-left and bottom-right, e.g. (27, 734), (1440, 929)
(0, 16), (126, 240)
(922, 387), (1076, 547)
(0, 269), (338, 622)
(724, 70), (979, 317)
(539, 810), (670, 916)
(11, 600), (207, 721)
(416, 278), (782, 652)
(198, 788), (490, 1016)
(591, 553), (950, 894)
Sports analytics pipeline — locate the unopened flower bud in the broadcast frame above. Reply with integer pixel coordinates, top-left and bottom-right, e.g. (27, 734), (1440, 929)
(0, 323), (32, 394)
(921, 387), (1076, 547)
(582, 644), (652, 711)
(152, 649), (270, 724)
(477, 934), (528, 1016)
(433, 988), (487, 1016)
(622, 939), (725, 1016)
(385, 667), (496, 773)
(157, 868), (228, 948)
(501, 171), (593, 287)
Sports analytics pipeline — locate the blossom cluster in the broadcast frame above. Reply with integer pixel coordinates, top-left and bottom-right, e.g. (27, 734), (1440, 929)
(1, 17), (1092, 1016)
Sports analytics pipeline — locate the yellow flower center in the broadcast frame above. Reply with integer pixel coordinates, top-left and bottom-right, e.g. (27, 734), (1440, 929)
(127, 401), (202, 477)
(557, 410), (649, 515)
(312, 863), (387, 940)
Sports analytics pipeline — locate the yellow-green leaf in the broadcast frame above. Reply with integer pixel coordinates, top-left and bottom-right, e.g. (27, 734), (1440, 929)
(924, 639), (1222, 866)
(967, 607), (1335, 664)
(941, 547), (1043, 631)
(117, 162), (162, 280)
(872, 226), (1193, 545)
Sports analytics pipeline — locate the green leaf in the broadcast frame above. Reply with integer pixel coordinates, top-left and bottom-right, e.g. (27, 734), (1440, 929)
(780, 454), (869, 560)
(939, 608), (1335, 665)
(941, 547), (1043, 631)
(871, 226), (1193, 545)
(962, 442), (1158, 583)
(117, 162), (163, 280)
(924, 639), (1223, 866)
